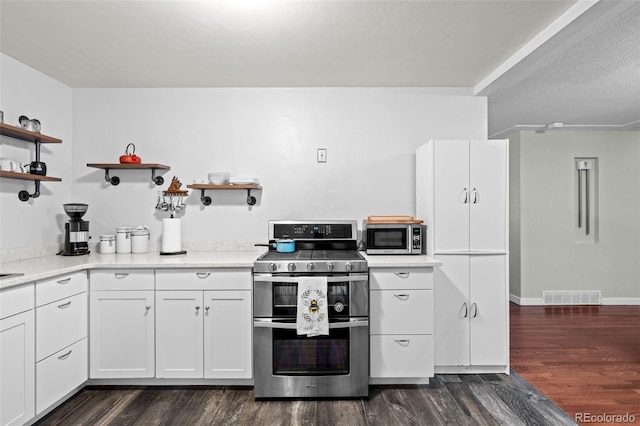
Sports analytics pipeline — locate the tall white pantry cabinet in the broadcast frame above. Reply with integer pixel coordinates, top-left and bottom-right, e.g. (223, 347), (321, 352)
(416, 139), (509, 374)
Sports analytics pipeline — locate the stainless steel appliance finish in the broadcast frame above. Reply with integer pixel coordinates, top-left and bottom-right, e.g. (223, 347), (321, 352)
(253, 220), (369, 399)
(363, 222), (424, 255)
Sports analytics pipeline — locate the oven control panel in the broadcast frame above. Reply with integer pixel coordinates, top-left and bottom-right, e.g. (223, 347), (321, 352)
(270, 221), (356, 240)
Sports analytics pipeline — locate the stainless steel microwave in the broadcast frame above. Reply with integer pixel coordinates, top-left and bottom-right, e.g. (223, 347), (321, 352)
(363, 222), (425, 255)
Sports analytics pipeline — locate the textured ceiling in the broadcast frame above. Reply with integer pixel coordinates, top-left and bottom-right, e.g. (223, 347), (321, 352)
(0, 0), (574, 87)
(0, 0), (638, 136)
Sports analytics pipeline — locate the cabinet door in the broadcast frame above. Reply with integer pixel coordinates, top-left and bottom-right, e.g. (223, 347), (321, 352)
(36, 338), (88, 414)
(89, 290), (155, 378)
(434, 140), (470, 251)
(469, 255), (508, 367)
(469, 140), (508, 251)
(434, 255), (470, 366)
(203, 290), (252, 379)
(156, 291), (204, 378)
(0, 310), (35, 426)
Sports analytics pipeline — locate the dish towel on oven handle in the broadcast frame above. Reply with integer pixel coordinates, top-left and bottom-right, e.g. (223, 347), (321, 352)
(297, 276), (329, 336)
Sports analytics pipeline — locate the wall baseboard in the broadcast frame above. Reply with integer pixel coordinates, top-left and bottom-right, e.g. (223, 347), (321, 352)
(510, 293), (640, 306)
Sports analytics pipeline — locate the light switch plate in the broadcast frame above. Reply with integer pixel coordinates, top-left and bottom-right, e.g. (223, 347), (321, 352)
(317, 148), (327, 163)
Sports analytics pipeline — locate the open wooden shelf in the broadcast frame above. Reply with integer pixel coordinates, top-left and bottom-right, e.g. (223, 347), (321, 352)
(86, 163), (170, 170)
(187, 184), (261, 190)
(186, 184), (262, 206)
(87, 163), (171, 186)
(0, 170), (61, 182)
(0, 123), (62, 144)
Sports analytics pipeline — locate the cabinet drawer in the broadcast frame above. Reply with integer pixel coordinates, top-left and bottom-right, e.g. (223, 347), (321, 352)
(156, 269), (251, 290)
(370, 289), (433, 335)
(36, 338), (88, 414)
(0, 284), (34, 319)
(36, 292), (87, 361)
(370, 335), (434, 378)
(370, 269), (433, 290)
(90, 269), (154, 291)
(36, 271), (87, 307)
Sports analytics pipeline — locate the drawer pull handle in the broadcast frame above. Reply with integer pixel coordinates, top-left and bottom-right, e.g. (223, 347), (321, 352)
(394, 294), (410, 300)
(196, 272), (211, 279)
(114, 273), (130, 279)
(471, 302), (478, 318)
(394, 339), (410, 346)
(58, 301), (72, 309)
(57, 278), (71, 285)
(58, 350), (72, 360)
(462, 302), (468, 318)
(394, 272), (409, 278)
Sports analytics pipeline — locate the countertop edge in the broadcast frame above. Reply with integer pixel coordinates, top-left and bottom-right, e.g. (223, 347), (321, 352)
(1, 251), (441, 291)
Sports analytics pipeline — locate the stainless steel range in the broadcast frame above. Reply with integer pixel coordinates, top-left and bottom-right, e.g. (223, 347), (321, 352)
(253, 220), (369, 399)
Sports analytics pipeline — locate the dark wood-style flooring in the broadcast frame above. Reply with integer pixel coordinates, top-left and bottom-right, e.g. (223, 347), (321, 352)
(36, 374), (573, 426)
(510, 303), (640, 425)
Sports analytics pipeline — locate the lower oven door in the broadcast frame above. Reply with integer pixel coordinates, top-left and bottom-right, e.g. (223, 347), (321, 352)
(253, 318), (369, 399)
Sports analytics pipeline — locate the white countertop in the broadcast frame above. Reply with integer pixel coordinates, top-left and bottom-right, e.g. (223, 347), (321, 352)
(0, 249), (441, 290)
(362, 253), (441, 268)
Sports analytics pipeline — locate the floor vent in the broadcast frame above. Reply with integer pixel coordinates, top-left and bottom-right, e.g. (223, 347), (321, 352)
(543, 290), (601, 305)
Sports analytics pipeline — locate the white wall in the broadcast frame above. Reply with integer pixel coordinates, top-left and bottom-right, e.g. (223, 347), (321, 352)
(72, 88), (487, 245)
(0, 53), (73, 253)
(510, 130), (640, 303)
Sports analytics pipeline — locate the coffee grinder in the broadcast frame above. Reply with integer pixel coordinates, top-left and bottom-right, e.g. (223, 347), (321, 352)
(62, 203), (90, 256)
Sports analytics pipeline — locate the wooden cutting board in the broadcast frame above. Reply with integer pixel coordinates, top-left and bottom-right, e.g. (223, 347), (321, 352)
(366, 215), (424, 224)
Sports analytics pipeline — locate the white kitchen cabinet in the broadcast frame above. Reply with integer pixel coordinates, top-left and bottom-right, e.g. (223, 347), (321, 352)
(417, 139), (509, 374)
(155, 269), (252, 380)
(89, 269), (155, 378)
(417, 139), (508, 254)
(434, 254), (508, 372)
(155, 291), (204, 378)
(203, 290), (251, 379)
(35, 272), (88, 415)
(0, 285), (35, 426)
(369, 268), (434, 383)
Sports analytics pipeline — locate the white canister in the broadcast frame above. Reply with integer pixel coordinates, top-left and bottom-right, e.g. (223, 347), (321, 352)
(99, 235), (116, 254)
(116, 227), (133, 253)
(131, 226), (150, 254)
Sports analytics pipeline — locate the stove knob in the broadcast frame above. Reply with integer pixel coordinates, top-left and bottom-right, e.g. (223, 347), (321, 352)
(288, 262), (297, 272)
(326, 262), (334, 272)
(307, 263), (316, 271)
(268, 263), (277, 272)
(345, 262), (353, 271)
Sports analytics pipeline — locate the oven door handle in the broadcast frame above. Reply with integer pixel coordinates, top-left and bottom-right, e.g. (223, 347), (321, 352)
(253, 318), (369, 330)
(253, 274), (368, 283)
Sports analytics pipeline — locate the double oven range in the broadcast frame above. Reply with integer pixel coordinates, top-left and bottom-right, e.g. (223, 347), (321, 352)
(253, 220), (369, 399)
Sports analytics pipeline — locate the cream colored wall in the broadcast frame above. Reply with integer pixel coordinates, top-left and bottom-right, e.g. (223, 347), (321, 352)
(510, 130), (640, 304)
(508, 132), (521, 299)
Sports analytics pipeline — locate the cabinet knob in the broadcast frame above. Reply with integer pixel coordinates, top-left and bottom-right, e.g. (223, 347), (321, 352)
(145, 306), (151, 311)
(205, 306), (210, 311)
(196, 306), (201, 311)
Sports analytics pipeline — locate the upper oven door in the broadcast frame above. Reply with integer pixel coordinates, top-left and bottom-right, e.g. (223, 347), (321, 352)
(253, 273), (368, 318)
(365, 224), (411, 254)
